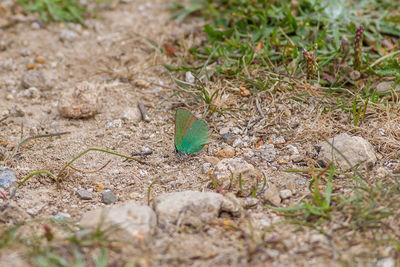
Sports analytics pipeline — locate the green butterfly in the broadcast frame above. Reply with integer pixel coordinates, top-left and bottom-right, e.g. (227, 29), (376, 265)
(174, 108), (209, 155)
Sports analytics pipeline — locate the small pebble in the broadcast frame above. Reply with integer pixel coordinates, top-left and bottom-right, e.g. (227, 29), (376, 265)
(244, 150), (255, 158)
(232, 138), (242, 148)
(263, 184), (281, 206)
(203, 156), (220, 165)
(121, 107), (141, 123)
(279, 189), (292, 199)
(202, 163), (211, 174)
(59, 29), (78, 42)
(9, 186), (18, 198)
(242, 197), (259, 208)
(106, 119), (122, 128)
(134, 79), (149, 88)
(0, 167), (16, 187)
(21, 70), (46, 90)
(349, 70), (361, 80)
(20, 49), (30, 57)
(219, 127), (230, 135)
(10, 106), (25, 117)
(214, 146), (235, 158)
(31, 21), (41, 29)
(58, 81), (98, 119)
(26, 209), (35, 216)
(185, 71), (195, 83)
(76, 189), (93, 200)
(17, 87), (40, 99)
(52, 212), (72, 221)
(239, 87), (250, 97)
(26, 63), (39, 70)
(221, 133), (236, 145)
(36, 56), (45, 64)
(102, 190), (117, 204)
(258, 144), (277, 162)
(232, 127), (241, 134)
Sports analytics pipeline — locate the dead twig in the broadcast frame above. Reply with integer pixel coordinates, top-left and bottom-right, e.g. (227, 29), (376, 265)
(68, 160), (111, 174)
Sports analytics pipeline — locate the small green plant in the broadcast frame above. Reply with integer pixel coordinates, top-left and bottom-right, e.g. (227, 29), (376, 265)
(17, 147), (144, 189)
(172, 76), (220, 112)
(18, 0), (87, 24)
(269, 165), (335, 220)
(0, 219), (117, 266)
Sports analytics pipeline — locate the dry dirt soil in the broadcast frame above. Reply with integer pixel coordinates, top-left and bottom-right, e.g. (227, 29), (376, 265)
(0, 0), (399, 266)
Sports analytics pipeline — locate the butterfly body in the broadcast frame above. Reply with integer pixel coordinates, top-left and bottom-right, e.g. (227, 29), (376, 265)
(175, 108), (209, 155)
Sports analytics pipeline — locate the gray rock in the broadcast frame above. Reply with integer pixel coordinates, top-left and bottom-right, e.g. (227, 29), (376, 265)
(21, 70), (46, 90)
(52, 212), (71, 221)
(257, 144), (277, 162)
(375, 81), (400, 93)
(102, 190), (117, 204)
(279, 189), (292, 199)
(212, 158), (263, 195)
(263, 183), (281, 206)
(80, 202), (156, 242)
(220, 133), (236, 145)
(76, 189), (92, 200)
(152, 191), (240, 228)
(317, 133), (377, 170)
(0, 167), (16, 187)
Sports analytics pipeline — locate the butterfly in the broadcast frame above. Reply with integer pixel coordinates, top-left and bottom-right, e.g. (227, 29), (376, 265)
(174, 108), (209, 155)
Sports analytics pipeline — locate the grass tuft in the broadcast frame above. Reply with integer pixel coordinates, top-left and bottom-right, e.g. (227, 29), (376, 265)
(18, 0), (87, 24)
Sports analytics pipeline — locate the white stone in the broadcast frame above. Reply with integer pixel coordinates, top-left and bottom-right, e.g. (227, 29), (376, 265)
(185, 71), (195, 83)
(152, 191), (240, 229)
(80, 202), (156, 242)
(279, 189), (292, 199)
(263, 184), (281, 206)
(317, 133), (376, 170)
(377, 258), (395, 267)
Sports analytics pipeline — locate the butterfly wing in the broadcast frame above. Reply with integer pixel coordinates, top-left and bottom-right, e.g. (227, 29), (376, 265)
(175, 108), (197, 152)
(181, 119), (209, 154)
